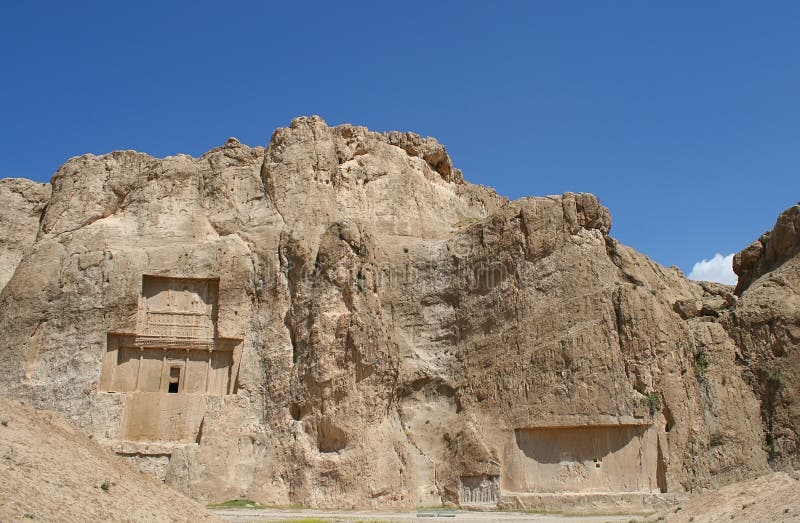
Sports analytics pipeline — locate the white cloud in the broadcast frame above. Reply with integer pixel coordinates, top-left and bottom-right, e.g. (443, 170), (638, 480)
(688, 253), (738, 285)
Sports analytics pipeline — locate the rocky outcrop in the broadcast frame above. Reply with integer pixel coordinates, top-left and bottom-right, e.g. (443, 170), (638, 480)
(733, 203), (800, 294)
(0, 116), (792, 510)
(725, 203), (800, 470)
(0, 178), (50, 292)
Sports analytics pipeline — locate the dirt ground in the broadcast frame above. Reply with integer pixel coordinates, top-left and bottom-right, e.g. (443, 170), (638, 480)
(647, 471), (800, 522)
(212, 507), (642, 522)
(0, 397), (220, 523)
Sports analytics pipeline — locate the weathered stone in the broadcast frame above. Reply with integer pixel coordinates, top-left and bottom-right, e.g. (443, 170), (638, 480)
(734, 203), (800, 294)
(0, 178), (50, 293)
(0, 116), (795, 511)
(725, 202), (800, 470)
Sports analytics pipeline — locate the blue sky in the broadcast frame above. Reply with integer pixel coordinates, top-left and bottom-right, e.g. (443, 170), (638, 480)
(1, 1), (798, 280)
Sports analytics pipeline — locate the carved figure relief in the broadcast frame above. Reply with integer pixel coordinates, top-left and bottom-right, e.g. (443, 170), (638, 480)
(459, 475), (500, 505)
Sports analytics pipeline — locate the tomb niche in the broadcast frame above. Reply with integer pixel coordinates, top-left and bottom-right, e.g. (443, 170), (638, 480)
(99, 276), (242, 443)
(510, 422), (663, 495)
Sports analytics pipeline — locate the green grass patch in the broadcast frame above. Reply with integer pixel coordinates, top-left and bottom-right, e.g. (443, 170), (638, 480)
(694, 351), (709, 376)
(763, 439), (778, 461)
(643, 392), (660, 415)
(767, 369), (783, 387)
(207, 499), (265, 508)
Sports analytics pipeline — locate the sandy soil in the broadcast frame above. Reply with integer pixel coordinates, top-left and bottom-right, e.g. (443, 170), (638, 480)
(0, 397), (220, 522)
(649, 471), (800, 522)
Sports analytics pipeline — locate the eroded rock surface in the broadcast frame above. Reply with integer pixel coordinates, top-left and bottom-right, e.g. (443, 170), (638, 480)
(0, 116), (795, 510)
(726, 202), (800, 470)
(0, 178), (50, 292)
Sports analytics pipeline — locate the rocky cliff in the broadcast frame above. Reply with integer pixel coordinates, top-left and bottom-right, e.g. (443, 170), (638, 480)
(727, 203), (800, 470)
(0, 179), (50, 293)
(0, 116), (795, 510)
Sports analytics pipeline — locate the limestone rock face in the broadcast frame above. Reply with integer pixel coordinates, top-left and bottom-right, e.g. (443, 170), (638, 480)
(725, 203), (800, 469)
(734, 203), (800, 294)
(0, 116), (791, 510)
(0, 179), (50, 292)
